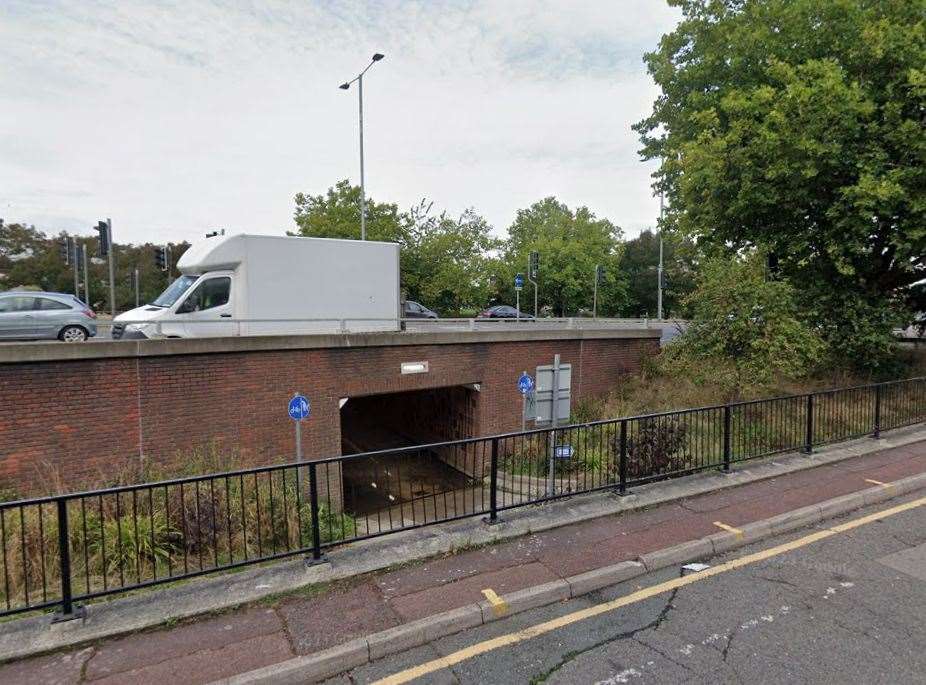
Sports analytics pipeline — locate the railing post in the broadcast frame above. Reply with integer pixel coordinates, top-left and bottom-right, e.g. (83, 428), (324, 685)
(873, 384), (882, 439)
(618, 419), (629, 495)
(52, 499), (84, 622)
(804, 393), (814, 454)
(485, 438), (500, 524)
(722, 404), (732, 473)
(306, 462), (324, 564)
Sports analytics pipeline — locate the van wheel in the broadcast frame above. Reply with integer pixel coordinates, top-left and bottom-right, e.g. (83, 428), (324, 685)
(59, 325), (89, 342)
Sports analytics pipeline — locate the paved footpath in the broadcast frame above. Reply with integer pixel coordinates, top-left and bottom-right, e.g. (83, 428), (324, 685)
(2, 440), (926, 684)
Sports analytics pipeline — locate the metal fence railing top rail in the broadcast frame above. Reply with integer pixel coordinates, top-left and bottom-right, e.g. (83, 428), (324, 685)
(0, 377), (922, 621)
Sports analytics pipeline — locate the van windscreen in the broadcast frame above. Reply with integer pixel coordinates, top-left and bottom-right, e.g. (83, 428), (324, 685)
(152, 275), (199, 307)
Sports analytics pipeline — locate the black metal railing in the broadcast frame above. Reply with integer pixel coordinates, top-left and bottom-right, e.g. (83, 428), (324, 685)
(1, 377), (923, 620)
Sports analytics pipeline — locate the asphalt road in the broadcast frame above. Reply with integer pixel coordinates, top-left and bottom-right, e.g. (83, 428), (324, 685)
(327, 495), (926, 684)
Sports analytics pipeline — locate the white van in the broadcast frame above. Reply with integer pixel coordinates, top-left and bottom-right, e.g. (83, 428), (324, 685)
(113, 234), (401, 339)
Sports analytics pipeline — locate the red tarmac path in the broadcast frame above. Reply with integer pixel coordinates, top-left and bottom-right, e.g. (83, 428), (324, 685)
(3, 439), (925, 684)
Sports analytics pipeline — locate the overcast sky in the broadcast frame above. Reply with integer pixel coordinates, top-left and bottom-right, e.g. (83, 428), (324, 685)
(1, 1), (681, 245)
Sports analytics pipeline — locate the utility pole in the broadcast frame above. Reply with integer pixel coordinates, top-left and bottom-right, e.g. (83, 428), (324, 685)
(593, 265), (604, 319)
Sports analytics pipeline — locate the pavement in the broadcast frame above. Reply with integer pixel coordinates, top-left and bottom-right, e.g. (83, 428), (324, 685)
(2, 437), (925, 684)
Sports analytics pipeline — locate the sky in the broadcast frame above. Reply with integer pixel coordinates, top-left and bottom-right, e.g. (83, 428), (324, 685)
(0, 1), (681, 245)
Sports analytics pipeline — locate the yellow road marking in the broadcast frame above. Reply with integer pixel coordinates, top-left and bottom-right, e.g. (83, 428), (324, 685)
(481, 589), (508, 617)
(713, 521), (743, 535)
(372, 496), (926, 685)
(864, 478), (892, 487)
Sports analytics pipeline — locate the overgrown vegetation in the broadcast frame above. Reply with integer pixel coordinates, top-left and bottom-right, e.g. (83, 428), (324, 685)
(0, 446), (355, 613)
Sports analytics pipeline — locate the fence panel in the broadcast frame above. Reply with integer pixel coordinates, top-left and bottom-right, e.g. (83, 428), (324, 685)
(0, 377), (922, 619)
(730, 395), (807, 462)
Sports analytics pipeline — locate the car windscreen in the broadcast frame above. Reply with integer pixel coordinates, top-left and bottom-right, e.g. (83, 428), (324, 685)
(152, 275), (199, 308)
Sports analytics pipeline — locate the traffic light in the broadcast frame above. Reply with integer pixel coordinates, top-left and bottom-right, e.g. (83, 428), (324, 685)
(528, 251), (540, 280)
(95, 220), (110, 257)
(660, 269), (668, 289)
(596, 265), (605, 285)
(59, 236), (71, 264)
(767, 252), (780, 280)
(154, 245), (169, 271)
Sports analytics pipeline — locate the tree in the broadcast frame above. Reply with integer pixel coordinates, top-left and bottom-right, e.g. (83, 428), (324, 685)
(0, 220), (189, 312)
(663, 252), (826, 389)
(636, 0), (926, 369)
(403, 204), (501, 315)
(292, 180), (409, 246)
(502, 198), (628, 316)
(621, 229), (699, 317)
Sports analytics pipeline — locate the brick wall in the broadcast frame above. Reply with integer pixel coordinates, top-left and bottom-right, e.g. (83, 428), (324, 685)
(0, 334), (658, 495)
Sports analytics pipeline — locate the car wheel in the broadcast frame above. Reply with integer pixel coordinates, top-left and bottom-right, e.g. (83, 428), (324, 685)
(58, 325), (88, 342)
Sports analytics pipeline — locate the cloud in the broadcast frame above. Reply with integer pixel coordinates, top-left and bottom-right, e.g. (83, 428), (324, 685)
(0, 0), (680, 244)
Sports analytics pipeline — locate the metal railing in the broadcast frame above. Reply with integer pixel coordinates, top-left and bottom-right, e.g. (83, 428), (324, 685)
(0, 377), (921, 620)
(92, 316), (684, 339)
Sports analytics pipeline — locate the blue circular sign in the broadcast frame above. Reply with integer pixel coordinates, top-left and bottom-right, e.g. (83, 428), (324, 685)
(288, 394), (310, 421)
(517, 372), (534, 395)
(514, 273), (524, 289)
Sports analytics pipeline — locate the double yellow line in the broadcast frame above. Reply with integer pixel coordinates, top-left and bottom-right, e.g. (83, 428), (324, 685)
(372, 495), (926, 685)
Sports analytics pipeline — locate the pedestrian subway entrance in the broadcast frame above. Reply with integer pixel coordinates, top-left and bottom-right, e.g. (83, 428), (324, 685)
(339, 386), (484, 519)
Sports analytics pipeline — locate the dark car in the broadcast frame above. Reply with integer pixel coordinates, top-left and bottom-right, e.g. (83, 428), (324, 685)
(403, 300), (438, 319)
(477, 305), (534, 319)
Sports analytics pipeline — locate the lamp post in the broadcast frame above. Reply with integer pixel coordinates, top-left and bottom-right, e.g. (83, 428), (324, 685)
(339, 53), (385, 241)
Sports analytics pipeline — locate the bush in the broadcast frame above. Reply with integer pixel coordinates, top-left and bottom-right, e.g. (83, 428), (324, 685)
(660, 253), (826, 391)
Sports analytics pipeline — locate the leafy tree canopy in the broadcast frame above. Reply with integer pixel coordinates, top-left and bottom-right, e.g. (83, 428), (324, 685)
(637, 0), (926, 368)
(662, 252), (826, 390)
(621, 229), (699, 318)
(501, 197), (628, 316)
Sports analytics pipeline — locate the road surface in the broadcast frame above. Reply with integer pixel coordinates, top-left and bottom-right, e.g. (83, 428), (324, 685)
(329, 495), (926, 684)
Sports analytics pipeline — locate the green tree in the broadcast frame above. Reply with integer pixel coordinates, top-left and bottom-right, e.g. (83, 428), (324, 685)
(621, 229), (699, 318)
(636, 0), (926, 369)
(0, 220), (188, 312)
(403, 203), (501, 315)
(292, 180), (409, 245)
(502, 198), (628, 316)
(663, 252), (826, 389)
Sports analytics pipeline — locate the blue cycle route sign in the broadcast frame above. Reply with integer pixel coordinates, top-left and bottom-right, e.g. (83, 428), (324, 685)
(514, 273), (524, 290)
(288, 394), (311, 421)
(517, 372), (534, 395)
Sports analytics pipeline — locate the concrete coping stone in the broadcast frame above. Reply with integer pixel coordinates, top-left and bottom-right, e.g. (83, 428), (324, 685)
(0, 326), (660, 364)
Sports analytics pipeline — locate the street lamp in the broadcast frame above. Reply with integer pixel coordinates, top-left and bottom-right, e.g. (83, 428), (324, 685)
(339, 52), (385, 241)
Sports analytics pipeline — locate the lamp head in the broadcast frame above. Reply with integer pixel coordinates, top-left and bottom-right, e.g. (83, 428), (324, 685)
(372, 53), (384, 61)
(339, 82), (350, 90)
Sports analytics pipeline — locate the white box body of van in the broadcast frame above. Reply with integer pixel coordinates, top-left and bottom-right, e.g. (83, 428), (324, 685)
(114, 234), (401, 338)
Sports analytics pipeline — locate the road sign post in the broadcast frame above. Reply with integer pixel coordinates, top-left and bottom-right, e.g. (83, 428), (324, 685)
(517, 371), (534, 432)
(288, 393), (311, 497)
(548, 354), (560, 496)
(514, 273), (524, 320)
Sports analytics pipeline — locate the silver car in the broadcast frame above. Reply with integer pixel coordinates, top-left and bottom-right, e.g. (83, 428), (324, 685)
(0, 291), (98, 342)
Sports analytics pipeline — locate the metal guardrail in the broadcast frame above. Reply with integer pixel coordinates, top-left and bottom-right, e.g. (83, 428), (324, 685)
(94, 317), (683, 338)
(2, 376), (919, 621)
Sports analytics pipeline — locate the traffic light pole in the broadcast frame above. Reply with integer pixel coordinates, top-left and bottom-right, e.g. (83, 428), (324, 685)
(72, 241), (79, 298)
(657, 190), (664, 320)
(81, 244), (90, 305)
(134, 268), (140, 307)
(106, 219), (116, 318)
(593, 265), (599, 319)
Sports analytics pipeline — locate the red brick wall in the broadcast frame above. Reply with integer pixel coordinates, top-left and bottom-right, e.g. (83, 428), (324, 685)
(0, 336), (657, 494)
